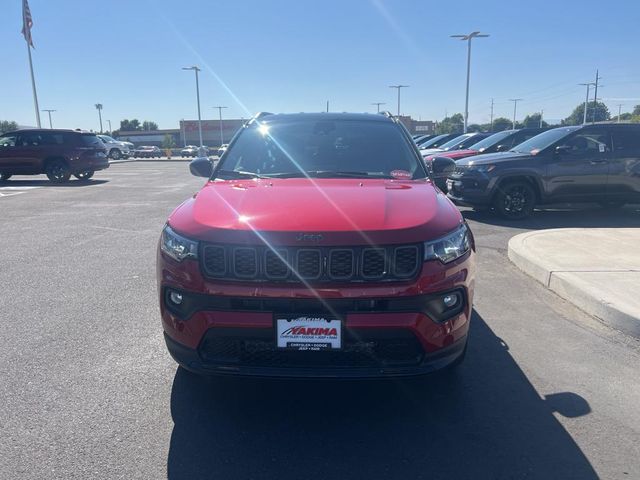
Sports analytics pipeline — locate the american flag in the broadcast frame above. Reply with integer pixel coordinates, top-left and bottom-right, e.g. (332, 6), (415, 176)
(22, 0), (34, 47)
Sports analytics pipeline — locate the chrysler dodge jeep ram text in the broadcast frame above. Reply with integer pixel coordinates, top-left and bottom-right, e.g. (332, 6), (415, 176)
(157, 112), (476, 377)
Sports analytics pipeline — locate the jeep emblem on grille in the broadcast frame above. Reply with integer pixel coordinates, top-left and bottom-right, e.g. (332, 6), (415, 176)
(296, 233), (324, 242)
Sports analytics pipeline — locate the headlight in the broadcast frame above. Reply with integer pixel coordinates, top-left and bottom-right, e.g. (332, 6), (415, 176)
(161, 225), (198, 261)
(424, 224), (471, 263)
(469, 164), (495, 173)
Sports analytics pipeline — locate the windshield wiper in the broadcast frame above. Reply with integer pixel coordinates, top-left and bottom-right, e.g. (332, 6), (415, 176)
(267, 170), (393, 179)
(215, 170), (270, 179)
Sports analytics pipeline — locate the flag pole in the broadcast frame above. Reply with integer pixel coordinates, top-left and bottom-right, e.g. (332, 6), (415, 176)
(26, 40), (41, 128)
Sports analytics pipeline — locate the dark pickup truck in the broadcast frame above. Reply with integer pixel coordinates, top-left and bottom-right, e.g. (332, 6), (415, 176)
(446, 123), (640, 219)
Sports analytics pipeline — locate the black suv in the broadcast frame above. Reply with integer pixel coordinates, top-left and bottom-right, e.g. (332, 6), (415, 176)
(0, 129), (109, 182)
(446, 123), (640, 219)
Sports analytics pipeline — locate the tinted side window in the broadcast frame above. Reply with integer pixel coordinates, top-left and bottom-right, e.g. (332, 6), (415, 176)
(39, 133), (64, 145)
(559, 129), (611, 154)
(0, 135), (17, 147)
(611, 128), (640, 154)
(509, 130), (540, 148)
(79, 134), (102, 147)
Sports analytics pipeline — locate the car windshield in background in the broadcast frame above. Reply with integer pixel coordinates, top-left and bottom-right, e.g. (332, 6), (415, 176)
(438, 134), (473, 151)
(468, 130), (512, 152)
(419, 134), (451, 149)
(217, 119), (425, 179)
(510, 127), (577, 154)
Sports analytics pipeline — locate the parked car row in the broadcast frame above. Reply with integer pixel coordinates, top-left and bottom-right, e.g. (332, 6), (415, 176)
(426, 124), (640, 219)
(130, 145), (163, 158)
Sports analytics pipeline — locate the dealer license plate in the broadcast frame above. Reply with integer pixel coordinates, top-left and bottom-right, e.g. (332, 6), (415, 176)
(276, 315), (342, 351)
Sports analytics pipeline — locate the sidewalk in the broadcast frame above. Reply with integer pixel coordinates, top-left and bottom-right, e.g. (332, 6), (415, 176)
(508, 228), (640, 338)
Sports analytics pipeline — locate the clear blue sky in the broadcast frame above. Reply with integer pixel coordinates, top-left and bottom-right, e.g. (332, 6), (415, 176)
(2, 0), (639, 130)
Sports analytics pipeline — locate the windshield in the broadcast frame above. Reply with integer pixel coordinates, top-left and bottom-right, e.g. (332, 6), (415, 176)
(437, 134), (474, 151)
(216, 118), (425, 179)
(510, 127), (577, 154)
(419, 134), (450, 149)
(468, 130), (513, 152)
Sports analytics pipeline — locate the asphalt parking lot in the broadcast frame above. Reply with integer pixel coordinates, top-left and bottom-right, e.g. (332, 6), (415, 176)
(1, 162), (639, 479)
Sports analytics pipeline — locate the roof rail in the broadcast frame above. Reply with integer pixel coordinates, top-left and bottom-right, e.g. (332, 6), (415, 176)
(379, 111), (394, 119)
(254, 112), (274, 120)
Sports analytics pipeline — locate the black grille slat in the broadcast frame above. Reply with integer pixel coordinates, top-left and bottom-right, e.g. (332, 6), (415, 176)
(393, 246), (419, 277)
(329, 250), (354, 279)
(265, 249), (289, 279)
(234, 248), (258, 278)
(203, 245), (225, 276)
(201, 243), (421, 283)
(297, 250), (322, 279)
(362, 249), (386, 278)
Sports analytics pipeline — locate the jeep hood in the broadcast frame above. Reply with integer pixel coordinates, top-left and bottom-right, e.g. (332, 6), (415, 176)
(168, 178), (463, 246)
(458, 151), (531, 166)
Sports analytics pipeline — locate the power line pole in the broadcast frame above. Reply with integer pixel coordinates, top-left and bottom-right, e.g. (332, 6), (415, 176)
(592, 69), (602, 124)
(371, 102), (385, 113)
(509, 99), (522, 129)
(212, 106), (228, 147)
(578, 82), (594, 125)
(539, 109), (543, 128)
(106, 119), (112, 133)
(326, 100), (329, 112)
(42, 109), (55, 128)
(489, 98), (494, 131)
(389, 85), (409, 117)
(617, 104), (623, 123)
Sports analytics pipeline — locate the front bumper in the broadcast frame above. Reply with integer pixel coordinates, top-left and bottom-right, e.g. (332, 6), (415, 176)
(165, 330), (468, 378)
(446, 176), (492, 206)
(158, 249), (475, 377)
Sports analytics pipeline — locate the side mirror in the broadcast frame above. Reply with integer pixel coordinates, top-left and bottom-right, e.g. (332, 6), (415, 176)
(496, 144), (508, 152)
(555, 145), (572, 155)
(430, 156), (456, 176)
(189, 157), (213, 178)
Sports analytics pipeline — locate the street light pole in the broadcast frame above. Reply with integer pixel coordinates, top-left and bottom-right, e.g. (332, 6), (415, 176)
(489, 98), (494, 131)
(509, 99), (522, 129)
(94, 103), (103, 133)
(42, 109), (55, 129)
(212, 106), (228, 147)
(182, 66), (203, 148)
(451, 31), (489, 133)
(617, 104), (623, 123)
(106, 119), (112, 133)
(389, 85), (409, 117)
(371, 102), (386, 113)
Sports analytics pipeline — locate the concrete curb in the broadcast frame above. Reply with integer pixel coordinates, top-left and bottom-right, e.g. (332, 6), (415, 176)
(508, 230), (640, 338)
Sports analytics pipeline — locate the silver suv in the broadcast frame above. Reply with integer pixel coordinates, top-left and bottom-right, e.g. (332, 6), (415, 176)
(97, 135), (130, 160)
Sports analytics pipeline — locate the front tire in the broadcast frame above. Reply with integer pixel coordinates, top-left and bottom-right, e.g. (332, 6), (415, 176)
(74, 170), (95, 181)
(110, 149), (121, 160)
(0, 173), (12, 182)
(493, 181), (536, 220)
(46, 160), (71, 183)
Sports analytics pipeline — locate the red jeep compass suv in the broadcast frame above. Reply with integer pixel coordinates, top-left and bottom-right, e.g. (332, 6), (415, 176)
(157, 112), (476, 377)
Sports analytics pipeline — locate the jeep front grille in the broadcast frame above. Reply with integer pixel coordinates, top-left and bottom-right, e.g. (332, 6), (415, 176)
(200, 243), (421, 283)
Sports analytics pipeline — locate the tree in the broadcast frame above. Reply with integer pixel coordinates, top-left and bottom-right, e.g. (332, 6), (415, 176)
(142, 121), (158, 131)
(491, 117), (512, 132)
(436, 113), (464, 134)
(120, 119), (141, 131)
(563, 101), (610, 125)
(0, 120), (18, 133)
(162, 134), (176, 149)
(466, 123), (483, 132)
(633, 105), (640, 116)
(520, 113), (548, 129)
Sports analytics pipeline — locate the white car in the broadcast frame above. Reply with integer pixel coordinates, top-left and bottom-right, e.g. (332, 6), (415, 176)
(217, 144), (229, 157)
(98, 135), (130, 160)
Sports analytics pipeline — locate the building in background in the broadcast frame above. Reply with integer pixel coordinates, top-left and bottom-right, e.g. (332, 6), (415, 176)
(116, 128), (180, 146)
(180, 119), (245, 147)
(397, 116), (436, 135)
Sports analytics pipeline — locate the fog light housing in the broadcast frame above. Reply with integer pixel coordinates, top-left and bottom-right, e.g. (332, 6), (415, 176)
(443, 294), (458, 308)
(169, 291), (183, 305)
